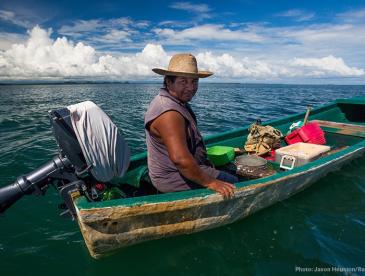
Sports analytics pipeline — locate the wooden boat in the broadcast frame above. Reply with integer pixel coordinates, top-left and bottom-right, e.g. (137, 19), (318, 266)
(72, 97), (365, 259)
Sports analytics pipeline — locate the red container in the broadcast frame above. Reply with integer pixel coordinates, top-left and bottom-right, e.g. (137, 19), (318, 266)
(285, 122), (326, 145)
(263, 150), (276, 161)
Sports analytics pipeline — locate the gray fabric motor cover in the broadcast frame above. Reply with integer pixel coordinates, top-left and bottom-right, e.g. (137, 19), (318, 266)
(67, 101), (130, 182)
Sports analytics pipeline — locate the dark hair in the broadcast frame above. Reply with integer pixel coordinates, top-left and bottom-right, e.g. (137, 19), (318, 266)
(163, 75), (177, 89)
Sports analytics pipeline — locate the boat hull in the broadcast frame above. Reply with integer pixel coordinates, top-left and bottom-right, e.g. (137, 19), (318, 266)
(75, 146), (365, 259)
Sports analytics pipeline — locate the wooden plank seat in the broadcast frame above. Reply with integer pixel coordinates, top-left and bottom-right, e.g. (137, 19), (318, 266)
(312, 120), (365, 138)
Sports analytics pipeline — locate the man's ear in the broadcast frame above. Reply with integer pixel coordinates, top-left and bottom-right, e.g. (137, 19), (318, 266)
(165, 78), (172, 89)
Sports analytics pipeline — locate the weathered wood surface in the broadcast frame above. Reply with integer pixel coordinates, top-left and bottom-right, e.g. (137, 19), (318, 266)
(75, 147), (365, 259)
(314, 120), (365, 137)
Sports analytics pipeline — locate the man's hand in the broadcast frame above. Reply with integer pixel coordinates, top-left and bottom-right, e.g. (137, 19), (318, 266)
(205, 180), (235, 199)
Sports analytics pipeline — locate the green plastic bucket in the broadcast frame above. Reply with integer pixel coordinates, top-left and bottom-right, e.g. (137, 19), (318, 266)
(207, 146), (235, 166)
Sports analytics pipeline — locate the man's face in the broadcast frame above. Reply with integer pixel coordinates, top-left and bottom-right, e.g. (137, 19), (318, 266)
(167, 76), (199, 103)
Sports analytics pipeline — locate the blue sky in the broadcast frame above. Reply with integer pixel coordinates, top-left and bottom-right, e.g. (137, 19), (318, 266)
(0, 0), (365, 83)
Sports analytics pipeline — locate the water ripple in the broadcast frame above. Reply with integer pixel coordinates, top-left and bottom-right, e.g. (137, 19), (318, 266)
(0, 83), (364, 274)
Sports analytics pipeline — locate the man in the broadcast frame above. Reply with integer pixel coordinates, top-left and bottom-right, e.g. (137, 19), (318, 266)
(145, 53), (237, 198)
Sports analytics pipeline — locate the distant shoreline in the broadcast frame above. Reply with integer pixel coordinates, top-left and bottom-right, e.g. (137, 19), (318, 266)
(0, 81), (364, 86)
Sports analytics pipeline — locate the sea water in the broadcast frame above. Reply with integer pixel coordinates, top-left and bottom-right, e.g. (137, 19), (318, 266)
(0, 83), (364, 275)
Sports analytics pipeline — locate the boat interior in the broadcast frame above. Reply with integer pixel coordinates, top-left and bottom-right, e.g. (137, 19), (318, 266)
(110, 99), (365, 199)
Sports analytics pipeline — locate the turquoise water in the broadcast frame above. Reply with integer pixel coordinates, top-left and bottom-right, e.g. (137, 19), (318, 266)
(0, 83), (365, 275)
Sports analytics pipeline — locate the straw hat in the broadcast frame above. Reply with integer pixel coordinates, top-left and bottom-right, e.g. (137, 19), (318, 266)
(152, 53), (213, 78)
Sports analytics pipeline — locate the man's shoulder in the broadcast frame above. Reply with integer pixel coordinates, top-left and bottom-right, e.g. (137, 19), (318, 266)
(147, 94), (180, 113)
(145, 95), (177, 125)
(146, 94), (164, 114)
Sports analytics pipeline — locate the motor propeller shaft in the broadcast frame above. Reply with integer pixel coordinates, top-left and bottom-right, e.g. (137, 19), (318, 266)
(0, 156), (71, 213)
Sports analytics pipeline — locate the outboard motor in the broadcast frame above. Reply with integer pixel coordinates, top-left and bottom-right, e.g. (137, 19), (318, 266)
(0, 101), (130, 219)
(50, 107), (89, 173)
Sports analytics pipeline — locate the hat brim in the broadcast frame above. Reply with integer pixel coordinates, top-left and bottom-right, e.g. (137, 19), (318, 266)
(152, 68), (213, 78)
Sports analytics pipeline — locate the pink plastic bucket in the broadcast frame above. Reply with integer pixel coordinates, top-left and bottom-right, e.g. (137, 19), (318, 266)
(285, 122), (326, 145)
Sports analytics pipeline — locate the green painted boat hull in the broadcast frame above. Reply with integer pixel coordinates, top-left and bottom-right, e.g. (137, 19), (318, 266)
(73, 97), (365, 259)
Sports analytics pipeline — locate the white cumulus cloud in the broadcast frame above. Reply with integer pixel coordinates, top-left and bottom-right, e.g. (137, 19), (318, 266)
(0, 32), (26, 51)
(0, 26), (364, 82)
(293, 55), (365, 76)
(196, 52), (276, 78)
(0, 26), (168, 80)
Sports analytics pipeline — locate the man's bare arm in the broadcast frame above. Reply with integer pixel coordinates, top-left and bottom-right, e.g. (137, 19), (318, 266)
(150, 111), (235, 198)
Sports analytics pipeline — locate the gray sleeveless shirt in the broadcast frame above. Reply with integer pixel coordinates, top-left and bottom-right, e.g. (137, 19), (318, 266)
(144, 88), (219, 192)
